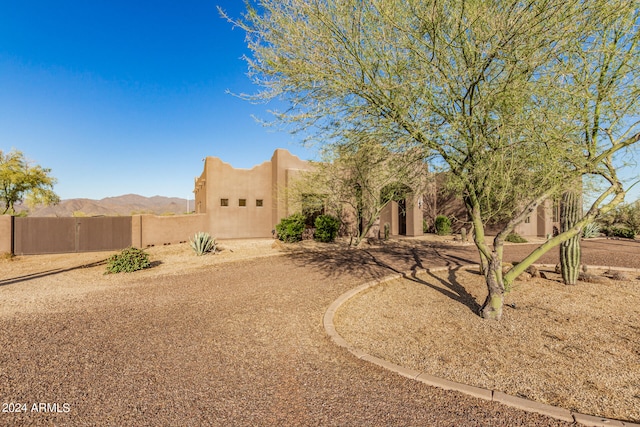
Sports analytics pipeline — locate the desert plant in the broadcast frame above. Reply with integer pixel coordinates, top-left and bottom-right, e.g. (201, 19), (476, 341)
(560, 189), (581, 285)
(275, 213), (306, 242)
(581, 222), (600, 238)
(105, 247), (150, 274)
(190, 231), (216, 256)
(505, 233), (528, 243)
(434, 215), (451, 236)
(383, 222), (390, 240)
(314, 214), (340, 243)
(603, 226), (636, 239)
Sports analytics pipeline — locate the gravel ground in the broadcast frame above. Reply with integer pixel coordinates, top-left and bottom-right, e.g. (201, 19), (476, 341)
(0, 237), (636, 426)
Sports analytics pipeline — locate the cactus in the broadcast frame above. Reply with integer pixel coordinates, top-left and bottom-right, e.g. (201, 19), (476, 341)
(559, 189), (581, 285)
(190, 232), (216, 256)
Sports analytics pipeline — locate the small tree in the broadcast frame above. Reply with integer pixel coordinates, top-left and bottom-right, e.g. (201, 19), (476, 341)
(294, 137), (427, 246)
(0, 150), (60, 214)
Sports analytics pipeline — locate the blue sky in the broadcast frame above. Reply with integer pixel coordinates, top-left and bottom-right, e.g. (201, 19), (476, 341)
(1, 1), (638, 203)
(0, 0), (316, 200)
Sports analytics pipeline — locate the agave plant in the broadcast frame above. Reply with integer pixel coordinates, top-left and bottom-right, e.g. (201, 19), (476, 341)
(190, 232), (216, 256)
(582, 222), (601, 239)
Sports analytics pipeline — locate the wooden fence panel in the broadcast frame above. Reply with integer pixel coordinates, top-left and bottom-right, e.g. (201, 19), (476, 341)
(13, 217), (132, 255)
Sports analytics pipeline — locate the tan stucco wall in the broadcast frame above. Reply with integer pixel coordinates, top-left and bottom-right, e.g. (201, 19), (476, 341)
(0, 215), (12, 254)
(514, 199), (558, 237)
(194, 168), (207, 214)
(204, 156), (275, 238)
(406, 194), (424, 237)
(196, 148), (426, 239)
(271, 149), (316, 226)
(132, 214), (208, 248)
(195, 149), (316, 239)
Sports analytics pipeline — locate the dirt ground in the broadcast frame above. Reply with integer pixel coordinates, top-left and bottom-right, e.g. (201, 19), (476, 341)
(1, 235), (638, 424)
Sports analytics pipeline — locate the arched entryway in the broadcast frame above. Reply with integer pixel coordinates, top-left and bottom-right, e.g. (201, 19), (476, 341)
(379, 183), (422, 237)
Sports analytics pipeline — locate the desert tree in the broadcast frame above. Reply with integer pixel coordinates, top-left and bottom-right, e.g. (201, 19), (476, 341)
(223, 0), (639, 319)
(0, 149), (60, 215)
(290, 131), (428, 246)
(517, 2), (640, 285)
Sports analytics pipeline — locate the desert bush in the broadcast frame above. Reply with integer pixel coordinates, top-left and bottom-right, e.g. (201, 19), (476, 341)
(105, 247), (150, 274)
(275, 213), (306, 242)
(314, 214), (340, 243)
(582, 222), (600, 238)
(434, 215), (451, 235)
(190, 231), (216, 256)
(603, 226), (636, 239)
(383, 222), (390, 240)
(505, 233), (528, 243)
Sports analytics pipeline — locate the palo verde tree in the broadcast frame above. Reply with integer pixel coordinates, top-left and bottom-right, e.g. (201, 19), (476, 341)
(291, 133), (428, 246)
(223, 1), (640, 319)
(0, 149), (60, 215)
(521, 2), (640, 286)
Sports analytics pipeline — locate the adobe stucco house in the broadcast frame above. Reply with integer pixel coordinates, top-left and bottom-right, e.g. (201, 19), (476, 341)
(193, 149), (423, 239)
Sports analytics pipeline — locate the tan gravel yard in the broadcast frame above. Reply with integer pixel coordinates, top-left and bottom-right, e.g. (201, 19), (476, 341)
(0, 236), (638, 425)
(334, 266), (640, 423)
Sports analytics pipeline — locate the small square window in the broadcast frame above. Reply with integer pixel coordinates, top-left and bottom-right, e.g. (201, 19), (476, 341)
(256, 199), (263, 207)
(220, 198), (229, 207)
(239, 199), (247, 207)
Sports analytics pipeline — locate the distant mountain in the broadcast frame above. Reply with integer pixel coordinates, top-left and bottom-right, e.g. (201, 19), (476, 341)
(16, 194), (194, 217)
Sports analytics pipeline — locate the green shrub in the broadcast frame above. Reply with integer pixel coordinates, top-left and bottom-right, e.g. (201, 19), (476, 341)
(190, 231), (216, 255)
(276, 213), (306, 242)
(384, 223), (390, 240)
(423, 218), (429, 233)
(314, 214), (340, 243)
(105, 247), (151, 274)
(434, 215), (451, 235)
(582, 222), (600, 238)
(604, 226), (636, 239)
(505, 233), (528, 243)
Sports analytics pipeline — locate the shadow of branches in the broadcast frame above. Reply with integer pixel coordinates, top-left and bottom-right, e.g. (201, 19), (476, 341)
(286, 239), (481, 313)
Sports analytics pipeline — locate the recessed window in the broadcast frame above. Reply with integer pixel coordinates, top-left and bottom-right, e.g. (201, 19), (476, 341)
(220, 199), (229, 207)
(239, 199), (247, 207)
(256, 199), (263, 207)
(525, 216), (530, 224)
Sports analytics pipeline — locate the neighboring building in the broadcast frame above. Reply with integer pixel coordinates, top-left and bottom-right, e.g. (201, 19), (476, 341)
(193, 149), (423, 239)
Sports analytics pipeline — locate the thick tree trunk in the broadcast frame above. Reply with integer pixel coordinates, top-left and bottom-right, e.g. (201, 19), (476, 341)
(560, 189), (582, 285)
(480, 249), (505, 320)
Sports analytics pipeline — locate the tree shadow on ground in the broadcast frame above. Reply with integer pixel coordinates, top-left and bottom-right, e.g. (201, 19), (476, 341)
(286, 239), (481, 314)
(412, 267), (482, 315)
(0, 259), (163, 287)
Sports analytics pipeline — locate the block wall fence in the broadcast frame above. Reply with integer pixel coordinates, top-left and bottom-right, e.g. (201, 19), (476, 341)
(1, 214), (209, 256)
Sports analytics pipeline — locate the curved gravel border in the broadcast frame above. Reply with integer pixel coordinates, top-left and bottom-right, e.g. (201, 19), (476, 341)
(323, 265), (640, 427)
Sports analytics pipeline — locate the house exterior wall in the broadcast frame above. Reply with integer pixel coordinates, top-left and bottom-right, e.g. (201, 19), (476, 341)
(513, 199), (558, 237)
(0, 215), (12, 253)
(193, 149), (315, 239)
(194, 149), (429, 240)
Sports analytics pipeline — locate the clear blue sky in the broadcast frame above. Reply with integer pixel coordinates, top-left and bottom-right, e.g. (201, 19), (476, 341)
(1, 1), (638, 203)
(0, 0), (316, 200)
